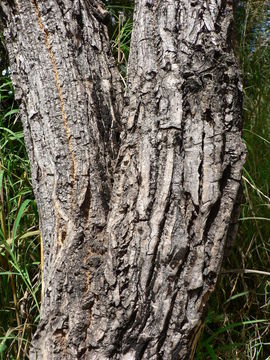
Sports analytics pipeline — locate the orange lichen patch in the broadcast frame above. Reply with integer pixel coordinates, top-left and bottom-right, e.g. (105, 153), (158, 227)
(32, 0), (76, 210)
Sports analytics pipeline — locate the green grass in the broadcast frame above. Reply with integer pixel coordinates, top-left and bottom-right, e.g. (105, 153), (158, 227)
(106, 1), (133, 81)
(196, 1), (270, 359)
(0, 51), (41, 359)
(1, 0), (270, 359)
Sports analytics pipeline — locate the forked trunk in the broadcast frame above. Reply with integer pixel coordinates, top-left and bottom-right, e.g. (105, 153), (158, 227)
(1, 0), (245, 359)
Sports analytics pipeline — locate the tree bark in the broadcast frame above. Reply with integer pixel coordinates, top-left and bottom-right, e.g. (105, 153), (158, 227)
(1, 0), (123, 357)
(1, 0), (245, 359)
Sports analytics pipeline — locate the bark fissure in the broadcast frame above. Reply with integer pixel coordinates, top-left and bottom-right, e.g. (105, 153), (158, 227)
(33, 0), (76, 210)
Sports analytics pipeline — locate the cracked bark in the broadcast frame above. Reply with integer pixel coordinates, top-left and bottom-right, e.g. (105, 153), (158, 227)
(1, 0), (245, 359)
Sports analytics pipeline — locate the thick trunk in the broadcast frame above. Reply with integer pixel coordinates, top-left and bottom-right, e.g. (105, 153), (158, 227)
(1, 0), (123, 357)
(90, 1), (245, 359)
(1, 0), (245, 359)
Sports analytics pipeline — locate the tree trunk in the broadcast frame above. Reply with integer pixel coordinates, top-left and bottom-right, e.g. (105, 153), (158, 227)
(1, 0), (245, 359)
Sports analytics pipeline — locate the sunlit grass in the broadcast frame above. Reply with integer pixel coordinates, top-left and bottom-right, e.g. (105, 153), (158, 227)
(0, 68), (41, 358)
(106, 1), (133, 82)
(196, 1), (270, 358)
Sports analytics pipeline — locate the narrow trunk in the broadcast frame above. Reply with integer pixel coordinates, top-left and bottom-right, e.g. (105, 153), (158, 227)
(1, 0), (245, 359)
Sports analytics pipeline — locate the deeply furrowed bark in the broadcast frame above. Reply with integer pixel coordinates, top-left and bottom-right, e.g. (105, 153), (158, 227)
(85, 1), (245, 359)
(1, 0), (123, 357)
(1, 0), (245, 359)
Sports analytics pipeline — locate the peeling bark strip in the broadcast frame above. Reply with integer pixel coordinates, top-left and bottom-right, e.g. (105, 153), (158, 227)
(1, 0), (245, 359)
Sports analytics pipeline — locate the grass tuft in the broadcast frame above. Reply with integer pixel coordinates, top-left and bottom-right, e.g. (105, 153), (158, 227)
(0, 50), (41, 359)
(196, 1), (270, 358)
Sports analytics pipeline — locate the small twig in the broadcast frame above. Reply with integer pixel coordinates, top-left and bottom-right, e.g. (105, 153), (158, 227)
(119, 72), (126, 88)
(242, 175), (270, 202)
(118, 14), (121, 64)
(222, 269), (270, 276)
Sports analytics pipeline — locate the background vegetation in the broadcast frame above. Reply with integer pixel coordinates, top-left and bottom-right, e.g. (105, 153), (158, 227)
(0, 34), (41, 359)
(196, 2), (270, 358)
(0, 1), (269, 358)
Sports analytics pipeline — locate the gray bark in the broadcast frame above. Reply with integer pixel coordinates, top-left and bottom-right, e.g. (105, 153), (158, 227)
(1, 0), (245, 359)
